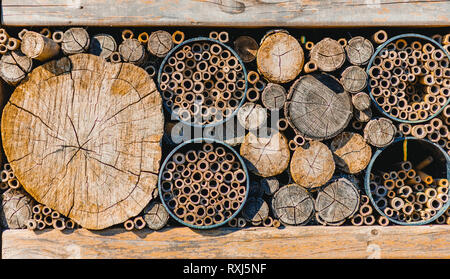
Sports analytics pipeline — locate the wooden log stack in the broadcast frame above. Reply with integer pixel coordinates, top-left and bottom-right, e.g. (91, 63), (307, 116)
(0, 26), (448, 233)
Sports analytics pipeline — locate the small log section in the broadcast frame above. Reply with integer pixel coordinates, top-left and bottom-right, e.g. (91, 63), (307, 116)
(21, 31), (60, 61)
(3, 226), (450, 259)
(0, 189), (34, 229)
(345, 36), (374, 66)
(257, 31), (304, 83)
(330, 132), (372, 174)
(315, 178), (360, 225)
(142, 201), (170, 231)
(240, 130), (290, 177)
(340, 66), (368, 93)
(310, 38), (345, 72)
(2, 1), (449, 27)
(241, 197), (269, 224)
(1, 53), (164, 230)
(233, 35), (258, 63)
(272, 184), (314, 225)
(261, 83), (286, 111)
(364, 118), (397, 148)
(237, 102), (267, 130)
(285, 74), (353, 140)
(62, 28), (90, 54)
(147, 31), (173, 58)
(290, 141), (335, 189)
(0, 49), (32, 85)
(89, 34), (117, 59)
(119, 38), (146, 65)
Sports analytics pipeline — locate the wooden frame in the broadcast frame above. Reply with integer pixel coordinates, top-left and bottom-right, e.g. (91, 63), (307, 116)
(1, 0), (449, 27)
(2, 226), (450, 259)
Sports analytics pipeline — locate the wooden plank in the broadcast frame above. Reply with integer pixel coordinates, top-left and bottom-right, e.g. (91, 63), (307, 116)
(1, 0), (450, 27)
(3, 226), (450, 259)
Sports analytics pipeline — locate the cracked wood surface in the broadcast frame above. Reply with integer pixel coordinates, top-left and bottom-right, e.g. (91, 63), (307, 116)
(3, 226), (450, 259)
(272, 184), (314, 225)
(290, 140), (335, 189)
(1, 53), (164, 230)
(2, 0), (449, 27)
(257, 32), (304, 84)
(364, 117), (397, 148)
(0, 188), (34, 229)
(261, 83), (286, 111)
(285, 73), (353, 140)
(310, 38), (346, 72)
(241, 196), (269, 223)
(330, 132), (372, 174)
(340, 66), (368, 93)
(315, 178), (360, 224)
(240, 130), (290, 177)
(0, 50), (33, 86)
(237, 102), (267, 130)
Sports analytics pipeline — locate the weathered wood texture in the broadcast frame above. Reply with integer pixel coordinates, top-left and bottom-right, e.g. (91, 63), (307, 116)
(1, 1), (449, 27)
(1, 53), (164, 230)
(4, 226), (450, 259)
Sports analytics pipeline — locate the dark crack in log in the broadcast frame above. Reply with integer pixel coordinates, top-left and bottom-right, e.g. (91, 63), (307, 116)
(148, 30), (173, 58)
(310, 38), (345, 72)
(330, 132), (372, 174)
(364, 118), (397, 148)
(240, 130), (290, 177)
(62, 28), (90, 55)
(285, 73), (352, 140)
(0, 188), (34, 229)
(90, 34), (117, 59)
(290, 140), (335, 189)
(142, 201), (170, 231)
(0, 49), (32, 86)
(119, 38), (146, 65)
(315, 177), (360, 225)
(345, 36), (374, 66)
(257, 31), (304, 83)
(1, 53), (164, 230)
(272, 184), (314, 226)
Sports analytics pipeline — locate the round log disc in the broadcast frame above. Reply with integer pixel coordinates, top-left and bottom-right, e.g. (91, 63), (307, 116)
(340, 66), (368, 93)
(240, 130), (290, 177)
(352, 92), (371, 111)
(119, 38), (146, 65)
(261, 83), (286, 111)
(62, 28), (90, 54)
(257, 32), (304, 83)
(142, 201), (170, 231)
(330, 132), (372, 174)
(310, 38), (345, 72)
(241, 196), (269, 223)
(290, 140), (335, 189)
(0, 188), (34, 229)
(315, 178), (360, 224)
(272, 184), (314, 225)
(237, 102), (267, 130)
(345, 36), (374, 66)
(90, 34), (117, 59)
(285, 73), (353, 140)
(1, 53), (164, 230)
(234, 35), (258, 63)
(364, 118), (397, 148)
(0, 50), (32, 86)
(147, 30), (173, 58)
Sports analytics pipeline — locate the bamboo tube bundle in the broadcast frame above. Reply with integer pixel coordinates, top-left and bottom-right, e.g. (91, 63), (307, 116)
(160, 141), (248, 228)
(367, 36), (450, 122)
(159, 38), (246, 126)
(368, 155), (449, 224)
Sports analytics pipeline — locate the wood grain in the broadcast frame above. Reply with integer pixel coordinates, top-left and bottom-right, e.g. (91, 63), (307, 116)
(1, 0), (449, 27)
(1, 53), (164, 230)
(3, 225), (450, 259)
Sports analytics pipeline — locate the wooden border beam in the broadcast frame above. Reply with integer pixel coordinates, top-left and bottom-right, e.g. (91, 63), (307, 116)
(2, 226), (450, 259)
(1, 0), (450, 27)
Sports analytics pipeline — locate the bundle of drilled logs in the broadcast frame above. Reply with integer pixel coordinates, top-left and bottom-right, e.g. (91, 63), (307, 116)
(159, 37), (247, 126)
(368, 159), (449, 223)
(160, 142), (248, 227)
(0, 26), (449, 231)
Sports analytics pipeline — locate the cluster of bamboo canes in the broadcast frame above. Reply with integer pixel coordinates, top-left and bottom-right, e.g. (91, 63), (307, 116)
(245, 70), (267, 103)
(161, 142), (247, 227)
(227, 216), (281, 228)
(351, 195), (390, 226)
(159, 40), (246, 125)
(368, 38), (449, 121)
(26, 203), (77, 231)
(123, 216), (146, 231)
(0, 163), (21, 191)
(398, 113), (450, 153)
(369, 159), (449, 223)
(0, 28), (25, 55)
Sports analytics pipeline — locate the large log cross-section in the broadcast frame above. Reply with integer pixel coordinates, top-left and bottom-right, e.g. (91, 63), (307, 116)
(1, 54), (164, 230)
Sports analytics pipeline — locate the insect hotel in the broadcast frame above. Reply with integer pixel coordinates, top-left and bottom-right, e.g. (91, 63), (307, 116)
(0, 0), (449, 259)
